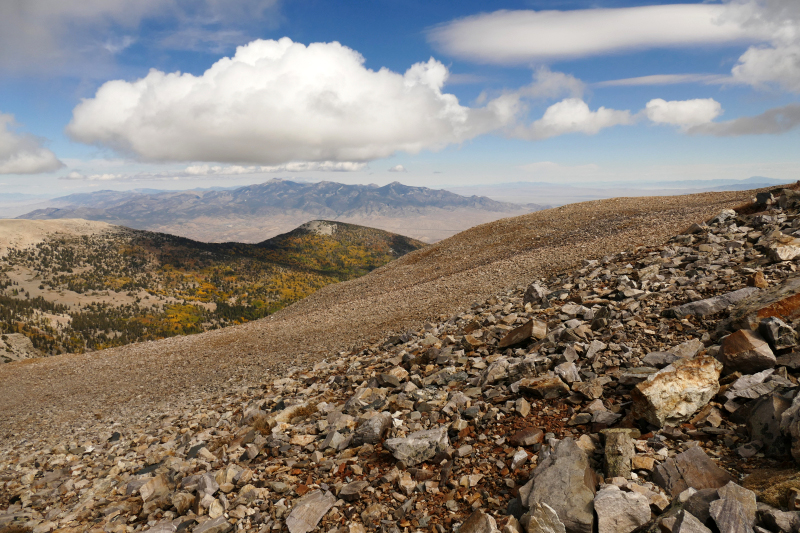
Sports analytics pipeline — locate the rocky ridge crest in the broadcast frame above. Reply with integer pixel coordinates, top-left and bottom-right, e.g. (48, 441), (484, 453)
(6, 187), (800, 532)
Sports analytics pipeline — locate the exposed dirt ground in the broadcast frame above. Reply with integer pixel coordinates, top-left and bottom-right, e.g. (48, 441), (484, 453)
(0, 190), (761, 445)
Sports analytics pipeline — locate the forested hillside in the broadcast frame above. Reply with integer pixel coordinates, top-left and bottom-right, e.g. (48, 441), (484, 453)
(0, 220), (425, 356)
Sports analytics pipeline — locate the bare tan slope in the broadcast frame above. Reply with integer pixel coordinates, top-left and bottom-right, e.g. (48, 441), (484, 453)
(0, 190), (756, 443)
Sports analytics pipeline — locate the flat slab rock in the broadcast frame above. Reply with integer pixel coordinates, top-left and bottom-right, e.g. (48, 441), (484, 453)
(653, 446), (735, 497)
(521, 437), (596, 533)
(285, 490), (336, 533)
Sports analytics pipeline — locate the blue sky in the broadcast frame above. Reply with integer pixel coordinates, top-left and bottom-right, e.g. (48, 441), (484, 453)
(0, 0), (799, 196)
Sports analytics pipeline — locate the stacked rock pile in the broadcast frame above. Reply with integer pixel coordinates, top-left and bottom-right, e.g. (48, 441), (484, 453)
(6, 187), (800, 532)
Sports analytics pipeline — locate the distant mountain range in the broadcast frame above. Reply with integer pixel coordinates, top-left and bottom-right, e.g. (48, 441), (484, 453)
(17, 179), (546, 243)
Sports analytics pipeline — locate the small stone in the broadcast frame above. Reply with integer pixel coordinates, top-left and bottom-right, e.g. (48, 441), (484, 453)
(339, 480), (369, 502)
(193, 516), (233, 533)
(760, 317), (798, 351)
(140, 474), (170, 503)
(286, 490), (336, 533)
(521, 502), (566, 533)
(594, 485), (651, 533)
(384, 425), (449, 466)
(511, 449), (528, 470)
(631, 456), (655, 471)
(602, 429), (635, 479)
(460, 510), (500, 533)
(516, 397), (531, 417)
(717, 482), (757, 527)
(208, 499), (224, 519)
(673, 510), (712, 533)
(653, 446), (735, 497)
(171, 492), (195, 515)
(521, 437), (595, 533)
(398, 472), (415, 496)
(518, 376), (570, 399)
(509, 427), (543, 447)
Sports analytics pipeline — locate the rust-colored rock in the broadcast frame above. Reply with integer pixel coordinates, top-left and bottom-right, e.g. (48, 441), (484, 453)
(499, 319), (547, 348)
(719, 329), (776, 375)
(519, 376), (570, 399)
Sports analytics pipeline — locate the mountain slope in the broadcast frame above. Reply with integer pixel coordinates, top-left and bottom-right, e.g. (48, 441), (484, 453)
(17, 179), (547, 243)
(0, 219), (425, 355)
(0, 186), (777, 446)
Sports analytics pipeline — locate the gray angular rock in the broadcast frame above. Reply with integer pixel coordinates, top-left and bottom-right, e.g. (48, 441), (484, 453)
(781, 393), (800, 463)
(747, 392), (793, 458)
(353, 412), (392, 445)
(720, 329), (777, 375)
(760, 317), (798, 351)
(593, 485), (651, 533)
(602, 429), (635, 479)
(524, 283), (551, 308)
(710, 498), (754, 533)
(671, 339), (705, 359)
(521, 502), (566, 533)
(718, 482), (757, 527)
(642, 351), (680, 369)
(521, 438), (596, 533)
(653, 446), (735, 497)
(193, 516), (233, 533)
(339, 480), (369, 502)
(384, 425), (449, 466)
(673, 510), (712, 533)
(667, 287), (759, 318)
(684, 488), (719, 526)
(631, 356), (722, 427)
(286, 490), (336, 533)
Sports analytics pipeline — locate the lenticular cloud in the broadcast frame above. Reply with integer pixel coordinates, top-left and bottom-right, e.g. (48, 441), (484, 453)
(67, 38), (511, 165)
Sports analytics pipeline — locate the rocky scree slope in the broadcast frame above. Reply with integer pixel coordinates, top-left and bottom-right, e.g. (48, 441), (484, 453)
(7, 187), (800, 532)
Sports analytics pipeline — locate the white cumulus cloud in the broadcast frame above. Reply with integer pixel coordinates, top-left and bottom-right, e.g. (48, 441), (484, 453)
(388, 165), (407, 172)
(514, 98), (634, 141)
(727, 0), (800, 93)
(645, 98), (723, 129)
(67, 38), (512, 165)
(0, 113), (64, 175)
(428, 5), (767, 64)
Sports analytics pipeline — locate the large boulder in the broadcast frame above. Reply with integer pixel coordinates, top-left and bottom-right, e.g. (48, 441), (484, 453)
(520, 438), (596, 533)
(631, 356), (722, 427)
(746, 391), (793, 458)
(719, 329), (777, 375)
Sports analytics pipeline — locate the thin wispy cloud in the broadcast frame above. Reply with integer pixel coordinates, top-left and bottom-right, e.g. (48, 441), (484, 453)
(428, 5), (767, 64)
